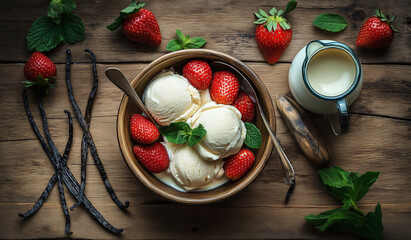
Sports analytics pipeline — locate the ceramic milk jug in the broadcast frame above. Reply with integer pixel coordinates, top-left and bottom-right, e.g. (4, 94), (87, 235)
(289, 40), (363, 135)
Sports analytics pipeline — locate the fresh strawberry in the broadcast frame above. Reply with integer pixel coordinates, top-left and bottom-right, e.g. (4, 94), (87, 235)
(23, 52), (57, 93)
(232, 90), (255, 122)
(183, 60), (212, 90)
(209, 70), (240, 105)
(254, 0), (297, 64)
(356, 8), (398, 48)
(130, 114), (159, 144)
(107, 1), (161, 47)
(224, 149), (255, 181)
(133, 142), (169, 173)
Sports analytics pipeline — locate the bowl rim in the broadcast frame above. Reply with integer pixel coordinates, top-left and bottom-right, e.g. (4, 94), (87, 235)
(116, 49), (275, 204)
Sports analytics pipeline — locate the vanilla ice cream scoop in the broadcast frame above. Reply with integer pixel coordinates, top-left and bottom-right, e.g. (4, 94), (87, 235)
(143, 70), (201, 126)
(187, 101), (246, 161)
(167, 143), (224, 191)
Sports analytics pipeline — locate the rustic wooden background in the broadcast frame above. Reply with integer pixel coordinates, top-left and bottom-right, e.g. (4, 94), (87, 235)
(0, 0), (410, 239)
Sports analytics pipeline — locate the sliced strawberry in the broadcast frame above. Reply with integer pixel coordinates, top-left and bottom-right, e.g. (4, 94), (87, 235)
(209, 70), (240, 105)
(232, 90), (255, 122)
(133, 142), (169, 173)
(130, 114), (159, 144)
(224, 149), (255, 181)
(183, 60), (212, 90)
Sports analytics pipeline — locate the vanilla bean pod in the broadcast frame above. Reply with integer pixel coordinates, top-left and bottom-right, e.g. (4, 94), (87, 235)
(71, 49), (99, 210)
(66, 49), (129, 209)
(20, 90), (124, 233)
(38, 96), (72, 235)
(18, 108), (73, 218)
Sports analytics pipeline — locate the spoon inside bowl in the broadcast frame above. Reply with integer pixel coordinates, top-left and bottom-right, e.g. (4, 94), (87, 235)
(211, 61), (295, 201)
(105, 67), (159, 128)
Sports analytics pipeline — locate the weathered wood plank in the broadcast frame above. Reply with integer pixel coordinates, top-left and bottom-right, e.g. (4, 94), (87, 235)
(2, 203), (410, 239)
(0, 0), (409, 64)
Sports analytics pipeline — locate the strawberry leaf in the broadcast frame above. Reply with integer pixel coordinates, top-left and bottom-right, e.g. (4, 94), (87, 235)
(313, 13), (348, 32)
(107, 0), (144, 31)
(283, 0), (297, 16)
(244, 122), (262, 149)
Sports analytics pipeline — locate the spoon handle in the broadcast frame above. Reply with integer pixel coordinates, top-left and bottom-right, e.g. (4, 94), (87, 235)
(258, 105), (295, 196)
(105, 67), (159, 127)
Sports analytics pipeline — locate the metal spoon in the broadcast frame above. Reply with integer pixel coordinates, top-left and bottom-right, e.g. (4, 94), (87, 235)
(105, 67), (160, 128)
(211, 61), (296, 201)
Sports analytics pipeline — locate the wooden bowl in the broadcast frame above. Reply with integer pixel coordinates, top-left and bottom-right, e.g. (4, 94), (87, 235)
(117, 49), (275, 204)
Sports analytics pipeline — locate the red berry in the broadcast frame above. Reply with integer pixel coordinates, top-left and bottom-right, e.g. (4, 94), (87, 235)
(356, 13), (396, 48)
(255, 23), (292, 64)
(24, 52), (57, 83)
(122, 8), (162, 47)
(130, 114), (159, 144)
(232, 90), (255, 122)
(133, 142), (169, 173)
(224, 149), (255, 181)
(209, 71), (240, 105)
(183, 60), (212, 90)
(254, 5), (295, 64)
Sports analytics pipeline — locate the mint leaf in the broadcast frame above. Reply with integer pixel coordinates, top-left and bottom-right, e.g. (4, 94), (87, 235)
(61, 13), (85, 43)
(313, 13), (348, 32)
(304, 202), (354, 232)
(166, 39), (183, 51)
(283, 0), (297, 16)
(160, 122), (206, 146)
(351, 204), (383, 240)
(47, 0), (76, 24)
(27, 16), (64, 52)
(188, 124), (207, 146)
(244, 122), (262, 149)
(167, 30), (207, 52)
(318, 166), (354, 204)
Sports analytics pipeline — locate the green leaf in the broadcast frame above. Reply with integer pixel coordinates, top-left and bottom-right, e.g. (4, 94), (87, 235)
(27, 16), (64, 52)
(176, 29), (185, 43)
(188, 124), (207, 146)
(160, 122), (191, 144)
(304, 202), (354, 232)
(166, 39), (183, 52)
(120, 0), (145, 15)
(61, 13), (85, 43)
(244, 122), (262, 149)
(313, 13), (348, 32)
(259, 9), (269, 18)
(269, 7), (277, 16)
(350, 204), (383, 240)
(47, 0), (76, 23)
(185, 37), (206, 49)
(318, 166), (355, 204)
(107, 16), (124, 31)
(283, 0), (297, 16)
(166, 30), (207, 52)
(352, 171), (380, 203)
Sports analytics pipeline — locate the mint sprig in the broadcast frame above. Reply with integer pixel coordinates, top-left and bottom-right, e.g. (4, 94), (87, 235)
(313, 13), (347, 32)
(244, 122), (262, 149)
(27, 0), (85, 52)
(160, 122), (207, 146)
(166, 30), (206, 52)
(305, 167), (383, 240)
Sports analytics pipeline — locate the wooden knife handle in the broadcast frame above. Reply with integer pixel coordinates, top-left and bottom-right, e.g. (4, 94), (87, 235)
(275, 95), (331, 167)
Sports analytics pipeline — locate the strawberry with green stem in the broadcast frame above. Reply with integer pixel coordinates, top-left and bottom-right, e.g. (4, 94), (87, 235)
(356, 8), (398, 48)
(23, 52), (57, 95)
(254, 0), (297, 64)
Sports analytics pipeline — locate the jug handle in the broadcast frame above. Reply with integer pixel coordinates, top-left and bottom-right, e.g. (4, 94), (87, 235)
(328, 98), (349, 135)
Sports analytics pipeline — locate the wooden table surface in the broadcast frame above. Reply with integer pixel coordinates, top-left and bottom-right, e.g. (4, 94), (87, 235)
(0, 0), (410, 239)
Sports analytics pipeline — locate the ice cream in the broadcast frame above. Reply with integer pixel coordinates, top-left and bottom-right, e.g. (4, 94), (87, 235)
(187, 101), (247, 161)
(162, 141), (225, 191)
(143, 69), (201, 126)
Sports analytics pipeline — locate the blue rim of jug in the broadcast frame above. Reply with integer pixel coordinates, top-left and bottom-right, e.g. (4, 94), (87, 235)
(302, 40), (362, 101)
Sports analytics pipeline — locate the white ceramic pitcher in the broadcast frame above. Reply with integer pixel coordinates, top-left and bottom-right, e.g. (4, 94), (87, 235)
(288, 40), (363, 135)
